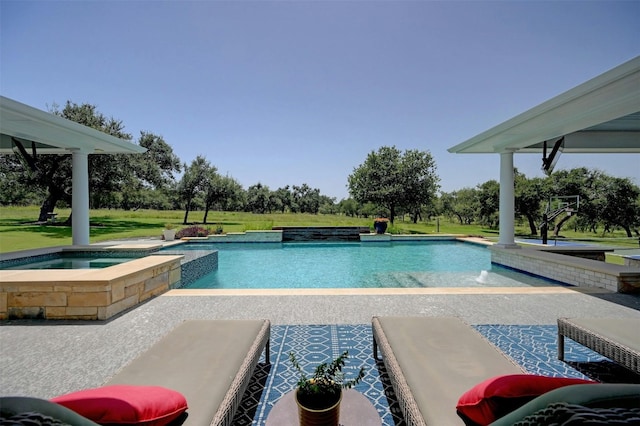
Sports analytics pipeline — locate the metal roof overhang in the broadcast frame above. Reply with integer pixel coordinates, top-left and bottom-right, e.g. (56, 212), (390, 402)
(0, 96), (146, 155)
(448, 56), (640, 155)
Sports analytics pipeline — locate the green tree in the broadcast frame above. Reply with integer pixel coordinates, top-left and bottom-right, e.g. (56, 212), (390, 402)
(203, 174), (244, 215)
(441, 188), (477, 224)
(514, 172), (548, 235)
(120, 132), (181, 210)
(133, 132), (181, 189)
(348, 146), (439, 223)
(338, 198), (359, 217)
(547, 168), (599, 236)
(268, 191), (284, 214)
(202, 167), (221, 224)
(273, 186), (293, 213)
(595, 176), (640, 237)
(178, 156), (211, 224)
(318, 195), (338, 215)
(475, 180), (500, 229)
(292, 184), (321, 214)
(0, 155), (46, 205)
(245, 183), (271, 213)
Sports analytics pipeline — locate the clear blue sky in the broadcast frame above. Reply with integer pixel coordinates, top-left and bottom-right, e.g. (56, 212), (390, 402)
(2, 1), (638, 200)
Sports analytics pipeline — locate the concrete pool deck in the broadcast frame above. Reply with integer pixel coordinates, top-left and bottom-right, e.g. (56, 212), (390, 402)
(1, 284), (639, 401)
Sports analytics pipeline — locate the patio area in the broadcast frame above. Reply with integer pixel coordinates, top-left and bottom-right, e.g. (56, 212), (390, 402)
(1, 286), (639, 425)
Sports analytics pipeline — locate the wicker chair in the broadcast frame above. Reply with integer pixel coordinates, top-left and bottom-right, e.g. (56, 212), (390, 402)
(557, 317), (640, 374)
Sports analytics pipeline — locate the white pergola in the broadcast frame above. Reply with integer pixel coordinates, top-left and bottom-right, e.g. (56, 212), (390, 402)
(448, 56), (640, 247)
(0, 96), (146, 245)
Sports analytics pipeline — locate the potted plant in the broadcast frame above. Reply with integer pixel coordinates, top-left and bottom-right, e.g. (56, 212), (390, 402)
(162, 223), (176, 241)
(289, 350), (365, 426)
(373, 217), (389, 234)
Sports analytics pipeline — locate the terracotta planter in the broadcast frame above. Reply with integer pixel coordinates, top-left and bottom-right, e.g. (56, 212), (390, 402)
(296, 388), (342, 426)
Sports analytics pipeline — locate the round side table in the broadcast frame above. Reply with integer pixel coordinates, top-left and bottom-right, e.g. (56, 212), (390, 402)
(266, 388), (381, 426)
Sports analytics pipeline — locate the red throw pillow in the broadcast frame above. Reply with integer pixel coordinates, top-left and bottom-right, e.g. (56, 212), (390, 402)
(51, 385), (188, 426)
(456, 374), (596, 425)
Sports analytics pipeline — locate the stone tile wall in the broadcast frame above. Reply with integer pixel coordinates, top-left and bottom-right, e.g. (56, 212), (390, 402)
(490, 246), (640, 293)
(0, 255), (182, 320)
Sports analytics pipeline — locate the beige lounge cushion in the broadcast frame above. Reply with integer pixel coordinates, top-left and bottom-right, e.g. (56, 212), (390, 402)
(562, 318), (640, 353)
(375, 316), (523, 425)
(106, 319), (269, 426)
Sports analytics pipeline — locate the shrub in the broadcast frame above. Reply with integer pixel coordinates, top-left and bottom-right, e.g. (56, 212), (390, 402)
(175, 226), (210, 238)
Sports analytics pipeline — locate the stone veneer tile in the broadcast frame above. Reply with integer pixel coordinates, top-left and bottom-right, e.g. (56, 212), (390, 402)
(10, 292), (66, 307)
(58, 283), (110, 292)
(169, 268), (181, 285)
(45, 306), (67, 318)
(8, 307), (43, 318)
(101, 294), (138, 319)
(64, 306), (98, 316)
(68, 291), (110, 307)
(143, 273), (167, 294)
(111, 281), (125, 302)
(14, 284), (56, 292)
(124, 283), (140, 298)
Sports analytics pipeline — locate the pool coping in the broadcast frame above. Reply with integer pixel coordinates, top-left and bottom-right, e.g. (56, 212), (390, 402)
(164, 286), (610, 296)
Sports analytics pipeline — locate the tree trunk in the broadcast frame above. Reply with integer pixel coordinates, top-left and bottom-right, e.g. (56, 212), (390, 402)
(390, 205), (396, 224)
(183, 200), (191, 225)
(38, 194), (60, 222)
(412, 211), (421, 224)
(203, 205), (210, 224)
(526, 214), (538, 236)
(553, 215), (573, 237)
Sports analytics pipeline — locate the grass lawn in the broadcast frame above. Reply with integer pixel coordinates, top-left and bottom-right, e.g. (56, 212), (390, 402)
(0, 206), (637, 253)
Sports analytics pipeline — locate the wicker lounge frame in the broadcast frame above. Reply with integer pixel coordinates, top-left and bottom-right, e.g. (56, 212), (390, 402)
(106, 319), (270, 426)
(557, 317), (640, 374)
(372, 316), (524, 425)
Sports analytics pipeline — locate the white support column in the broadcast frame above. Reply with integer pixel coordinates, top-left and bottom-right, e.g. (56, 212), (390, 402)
(497, 149), (519, 248)
(71, 150), (90, 246)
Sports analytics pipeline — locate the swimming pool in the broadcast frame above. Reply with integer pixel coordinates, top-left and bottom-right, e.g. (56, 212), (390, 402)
(179, 241), (557, 289)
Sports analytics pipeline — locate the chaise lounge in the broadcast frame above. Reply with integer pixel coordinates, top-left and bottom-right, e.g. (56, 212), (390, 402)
(372, 316), (524, 425)
(1, 319), (270, 426)
(105, 319), (270, 426)
(557, 317), (640, 374)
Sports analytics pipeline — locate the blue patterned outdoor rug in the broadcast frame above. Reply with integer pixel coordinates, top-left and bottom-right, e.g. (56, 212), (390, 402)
(231, 324), (640, 426)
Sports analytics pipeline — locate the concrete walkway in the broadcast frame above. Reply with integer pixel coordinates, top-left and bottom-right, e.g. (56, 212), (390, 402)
(1, 286), (639, 400)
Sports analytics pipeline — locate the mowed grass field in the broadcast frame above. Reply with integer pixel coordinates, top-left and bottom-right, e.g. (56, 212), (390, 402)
(0, 206), (637, 253)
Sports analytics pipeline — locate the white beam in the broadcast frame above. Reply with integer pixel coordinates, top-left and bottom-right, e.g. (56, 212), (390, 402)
(71, 151), (90, 246)
(497, 150), (519, 248)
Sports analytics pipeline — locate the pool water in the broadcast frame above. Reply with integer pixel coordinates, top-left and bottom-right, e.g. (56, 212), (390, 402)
(3, 256), (137, 270)
(181, 241), (557, 289)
